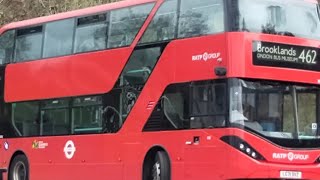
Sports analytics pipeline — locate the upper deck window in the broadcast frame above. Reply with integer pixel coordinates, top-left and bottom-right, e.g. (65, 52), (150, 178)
(178, 0), (224, 38)
(0, 30), (15, 64)
(15, 26), (43, 62)
(140, 0), (225, 44)
(108, 3), (154, 48)
(43, 19), (75, 58)
(0, 2), (155, 63)
(140, 0), (178, 43)
(74, 14), (108, 53)
(231, 0), (320, 40)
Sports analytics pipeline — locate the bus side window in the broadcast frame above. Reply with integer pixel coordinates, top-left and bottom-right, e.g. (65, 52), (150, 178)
(139, 0), (178, 44)
(74, 14), (108, 53)
(0, 30), (15, 64)
(15, 26), (43, 62)
(190, 82), (226, 129)
(108, 3), (154, 48)
(12, 102), (40, 137)
(121, 47), (161, 86)
(178, 0), (224, 38)
(162, 92), (186, 129)
(102, 89), (121, 133)
(143, 83), (190, 131)
(43, 18), (75, 58)
(41, 99), (70, 136)
(72, 96), (103, 134)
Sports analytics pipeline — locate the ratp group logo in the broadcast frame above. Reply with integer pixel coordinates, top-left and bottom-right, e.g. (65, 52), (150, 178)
(192, 52), (222, 62)
(272, 152), (309, 161)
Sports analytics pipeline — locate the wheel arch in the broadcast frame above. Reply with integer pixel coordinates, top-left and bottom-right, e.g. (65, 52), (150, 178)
(8, 150), (29, 179)
(142, 145), (171, 180)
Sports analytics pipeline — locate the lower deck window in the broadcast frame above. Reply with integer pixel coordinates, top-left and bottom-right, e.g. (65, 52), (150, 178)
(9, 93), (123, 137)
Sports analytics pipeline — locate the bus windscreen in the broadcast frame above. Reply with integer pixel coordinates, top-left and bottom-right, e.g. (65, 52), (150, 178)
(234, 0), (320, 40)
(229, 79), (320, 144)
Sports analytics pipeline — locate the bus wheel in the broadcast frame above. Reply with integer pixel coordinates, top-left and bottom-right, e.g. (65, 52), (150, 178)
(9, 155), (29, 180)
(151, 151), (170, 180)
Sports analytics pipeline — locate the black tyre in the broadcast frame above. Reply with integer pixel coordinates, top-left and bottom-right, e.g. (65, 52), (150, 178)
(9, 155), (29, 180)
(150, 151), (170, 180)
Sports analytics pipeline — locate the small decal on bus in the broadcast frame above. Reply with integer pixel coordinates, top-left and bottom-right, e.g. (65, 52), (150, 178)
(64, 140), (76, 159)
(3, 141), (9, 151)
(32, 140), (48, 149)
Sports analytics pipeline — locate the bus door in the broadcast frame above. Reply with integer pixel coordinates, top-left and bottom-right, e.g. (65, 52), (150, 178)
(160, 80), (228, 179)
(183, 80), (228, 179)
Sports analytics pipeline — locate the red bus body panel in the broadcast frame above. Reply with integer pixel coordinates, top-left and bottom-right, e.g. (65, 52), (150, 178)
(5, 48), (132, 102)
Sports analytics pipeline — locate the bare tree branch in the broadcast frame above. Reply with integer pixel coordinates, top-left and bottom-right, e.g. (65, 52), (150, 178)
(38, 0), (46, 8)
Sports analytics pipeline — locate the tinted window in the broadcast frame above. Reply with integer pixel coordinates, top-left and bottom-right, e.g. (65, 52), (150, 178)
(12, 102), (40, 136)
(143, 80), (227, 131)
(121, 47), (161, 86)
(108, 3), (154, 48)
(72, 96), (103, 134)
(101, 90), (121, 133)
(74, 14), (108, 53)
(140, 0), (178, 43)
(161, 84), (190, 130)
(0, 30), (15, 64)
(191, 83), (226, 116)
(15, 26), (43, 62)
(234, 0), (320, 40)
(43, 19), (75, 58)
(190, 82), (226, 128)
(178, 0), (224, 38)
(41, 99), (70, 136)
(108, 47), (162, 131)
(10, 94), (123, 136)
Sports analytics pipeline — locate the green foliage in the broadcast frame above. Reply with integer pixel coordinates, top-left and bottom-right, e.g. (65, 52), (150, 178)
(0, 0), (122, 26)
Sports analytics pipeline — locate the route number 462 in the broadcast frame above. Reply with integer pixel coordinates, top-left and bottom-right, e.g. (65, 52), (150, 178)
(299, 50), (317, 64)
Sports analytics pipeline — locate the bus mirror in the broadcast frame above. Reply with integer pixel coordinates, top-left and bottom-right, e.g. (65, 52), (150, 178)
(214, 67), (227, 76)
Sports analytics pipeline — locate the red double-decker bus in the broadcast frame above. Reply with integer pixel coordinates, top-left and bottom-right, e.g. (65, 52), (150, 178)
(0, 0), (320, 179)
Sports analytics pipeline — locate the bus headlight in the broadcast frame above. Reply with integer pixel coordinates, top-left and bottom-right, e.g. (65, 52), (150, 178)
(221, 136), (265, 161)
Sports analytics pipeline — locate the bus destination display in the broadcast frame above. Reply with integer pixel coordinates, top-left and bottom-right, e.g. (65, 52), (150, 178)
(252, 41), (320, 71)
